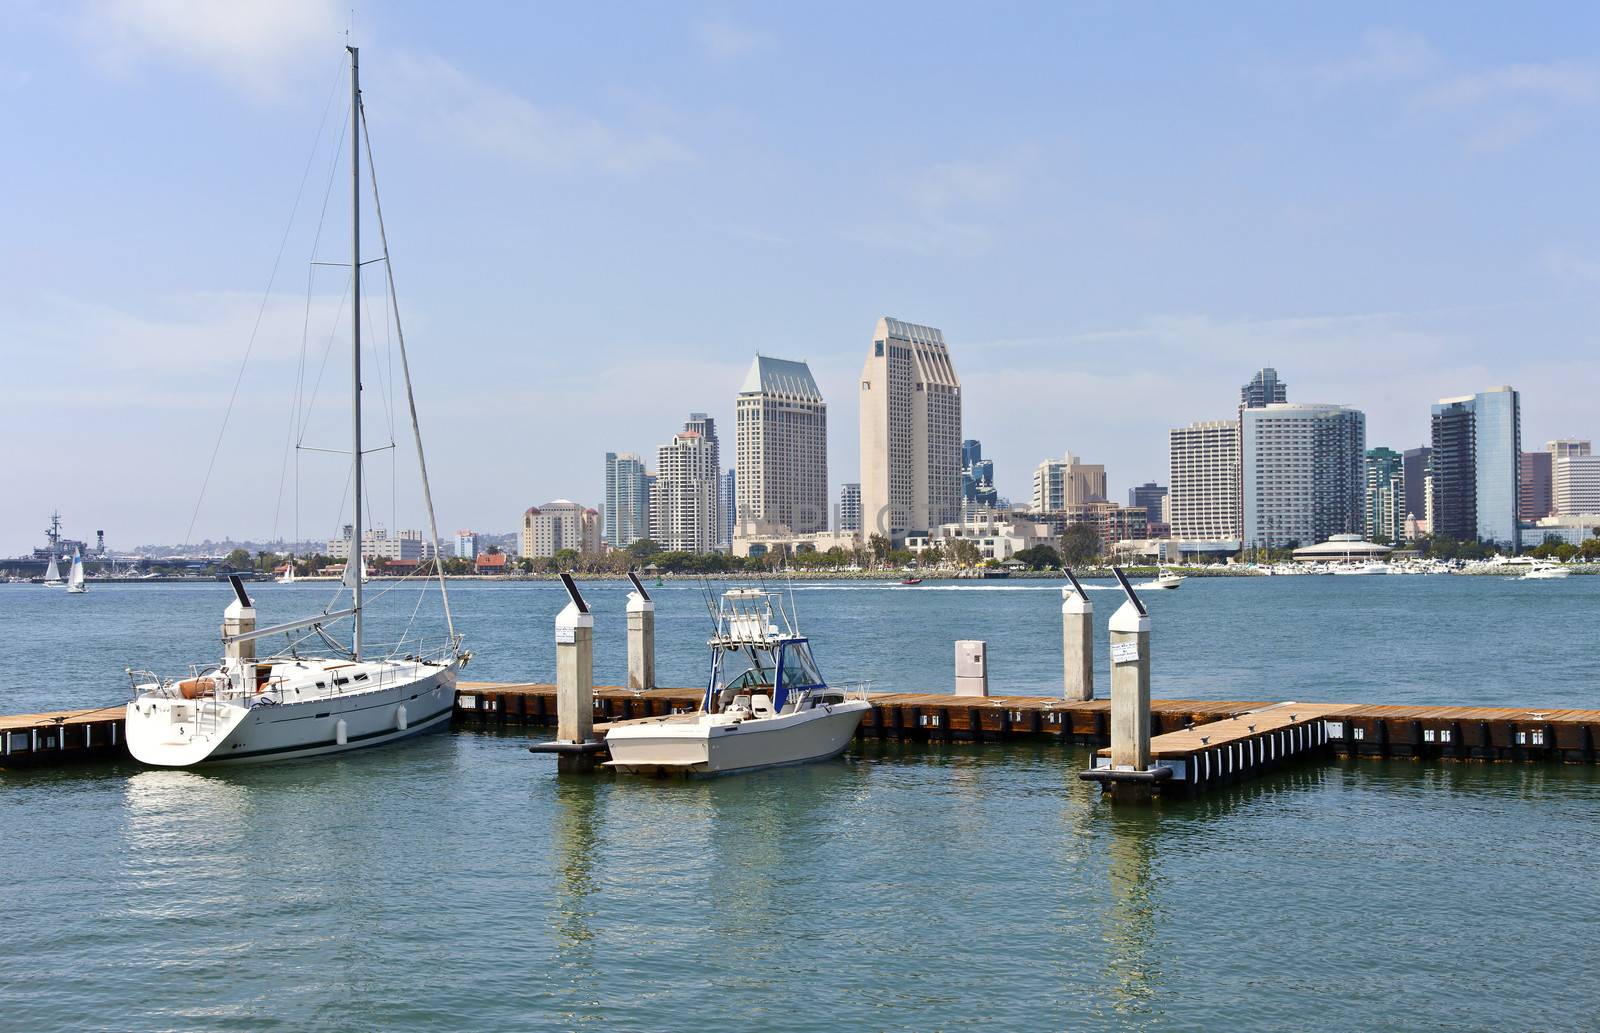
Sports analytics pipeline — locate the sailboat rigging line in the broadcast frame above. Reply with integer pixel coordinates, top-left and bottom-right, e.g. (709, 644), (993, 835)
(359, 95), (457, 650)
(293, 271), (353, 444)
(184, 59), (347, 550)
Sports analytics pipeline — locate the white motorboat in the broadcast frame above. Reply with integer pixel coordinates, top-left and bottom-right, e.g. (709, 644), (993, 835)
(1138, 570), (1185, 590)
(1332, 561), (1388, 575)
(125, 47), (466, 767)
(1522, 563), (1570, 580)
(603, 588), (870, 776)
(65, 549), (86, 594)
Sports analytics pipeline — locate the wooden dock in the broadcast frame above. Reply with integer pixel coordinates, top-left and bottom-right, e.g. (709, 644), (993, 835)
(4, 685), (1599, 797)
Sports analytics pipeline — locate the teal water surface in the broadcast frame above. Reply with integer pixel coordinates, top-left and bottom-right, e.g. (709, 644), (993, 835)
(1, 577), (1597, 1031)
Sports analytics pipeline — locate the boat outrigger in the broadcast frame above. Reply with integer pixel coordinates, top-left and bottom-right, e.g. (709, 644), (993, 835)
(602, 587), (870, 776)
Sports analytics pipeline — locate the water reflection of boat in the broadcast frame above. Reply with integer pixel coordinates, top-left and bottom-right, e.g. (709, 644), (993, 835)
(604, 587), (869, 776)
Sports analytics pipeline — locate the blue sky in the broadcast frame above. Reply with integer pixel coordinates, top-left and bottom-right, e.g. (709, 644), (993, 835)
(3, 1), (1599, 553)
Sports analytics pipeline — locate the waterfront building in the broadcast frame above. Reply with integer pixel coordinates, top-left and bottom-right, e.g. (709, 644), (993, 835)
(1553, 453), (1600, 516)
(1549, 438), (1592, 458)
(1430, 387), (1521, 550)
(520, 500), (602, 560)
(1168, 419), (1241, 544)
(1242, 403), (1366, 550)
(1240, 367), (1288, 409)
(838, 483), (861, 533)
(720, 469), (736, 551)
(906, 511), (1057, 563)
(1519, 451), (1553, 522)
(652, 419), (722, 553)
(859, 316), (962, 543)
(961, 440), (998, 508)
(1364, 447), (1406, 543)
(1402, 447), (1431, 524)
(453, 530), (478, 561)
(327, 526), (424, 563)
(1030, 452), (1107, 512)
(730, 529), (861, 559)
(734, 356), (828, 539)
(604, 452), (650, 549)
(1127, 482), (1167, 524)
(1528, 513), (1600, 547)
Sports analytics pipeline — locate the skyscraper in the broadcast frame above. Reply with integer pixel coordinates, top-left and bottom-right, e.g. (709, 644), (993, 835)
(1429, 386), (1521, 550)
(734, 355), (828, 538)
(720, 469), (737, 550)
(1549, 438), (1592, 458)
(1402, 447), (1431, 523)
(1127, 482), (1168, 524)
(453, 530), (478, 561)
(1031, 452), (1107, 512)
(961, 439), (997, 508)
(1519, 451), (1553, 523)
(604, 451), (650, 549)
(1168, 420), (1241, 543)
(1364, 447), (1406, 543)
(652, 418), (722, 553)
(838, 483), (861, 533)
(1240, 368), (1288, 409)
(1553, 451), (1600, 516)
(859, 317), (962, 543)
(1241, 403), (1366, 549)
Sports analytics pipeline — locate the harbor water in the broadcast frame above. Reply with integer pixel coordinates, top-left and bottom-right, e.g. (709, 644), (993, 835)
(2, 577), (1597, 1031)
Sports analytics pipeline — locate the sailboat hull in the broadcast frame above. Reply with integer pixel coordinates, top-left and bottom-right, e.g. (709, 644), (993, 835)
(126, 662), (458, 767)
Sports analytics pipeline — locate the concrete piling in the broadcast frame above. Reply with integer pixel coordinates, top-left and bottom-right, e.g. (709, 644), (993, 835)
(1108, 597), (1152, 772)
(626, 578), (655, 691)
(554, 580), (598, 774)
(1062, 588), (1094, 701)
(222, 597), (256, 664)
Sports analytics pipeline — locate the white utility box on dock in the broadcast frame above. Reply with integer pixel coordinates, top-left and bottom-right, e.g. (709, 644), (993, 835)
(955, 640), (989, 697)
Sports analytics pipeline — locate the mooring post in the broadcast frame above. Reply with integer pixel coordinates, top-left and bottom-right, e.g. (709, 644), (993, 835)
(625, 571), (655, 690)
(1062, 567), (1093, 701)
(221, 576), (256, 664)
(1108, 597), (1151, 771)
(555, 575), (597, 774)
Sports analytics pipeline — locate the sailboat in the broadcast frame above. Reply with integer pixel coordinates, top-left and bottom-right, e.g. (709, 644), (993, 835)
(277, 555), (297, 584)
(125, 47), (467, 767)
(66, 549), (86, 594)
(41, 553), (64, 587)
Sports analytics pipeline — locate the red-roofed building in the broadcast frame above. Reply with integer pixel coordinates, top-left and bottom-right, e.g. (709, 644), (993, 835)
(475, 552), (510, 574)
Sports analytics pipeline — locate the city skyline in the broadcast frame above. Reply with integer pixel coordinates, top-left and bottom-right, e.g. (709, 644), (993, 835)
(6, 5), (1600, 552)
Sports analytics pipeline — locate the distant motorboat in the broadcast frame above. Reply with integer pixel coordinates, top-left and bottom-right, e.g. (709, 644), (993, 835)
(1522, 563), (1570, 580)
(66, 549), (86, 594)
(900, 577), (924, 586)
(1138, 571), (1185, 590)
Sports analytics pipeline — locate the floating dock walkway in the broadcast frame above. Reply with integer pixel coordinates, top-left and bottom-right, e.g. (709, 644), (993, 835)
(5, 685), (1599, 797)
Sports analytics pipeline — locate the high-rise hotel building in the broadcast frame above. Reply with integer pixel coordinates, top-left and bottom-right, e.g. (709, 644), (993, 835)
(1241, 403), (1366, 549)
(734, 356), (828, 538)
(652, 415), (722, 553)
(603, 451), (650, 549)
(1168, 419), (1241, 544)
(859, 317), (962, 543)
(1430, 387), (1521, 550)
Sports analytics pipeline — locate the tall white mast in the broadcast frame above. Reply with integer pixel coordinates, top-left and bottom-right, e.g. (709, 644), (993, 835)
(349, 45), (363, 659)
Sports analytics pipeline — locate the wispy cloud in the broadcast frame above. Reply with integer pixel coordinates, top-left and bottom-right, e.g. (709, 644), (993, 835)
(1258, 29), (1598, 151)
(904, 151), (1033, 210)
(693, 19), (771, 60)
(74, 0), (342, 99)
(383, 52), (693, 174)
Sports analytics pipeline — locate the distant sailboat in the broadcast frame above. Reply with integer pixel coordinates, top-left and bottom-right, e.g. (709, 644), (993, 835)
(277, 555), (297, 584)
(66, 549), (86, 594)
(42, 553), (63, 587)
